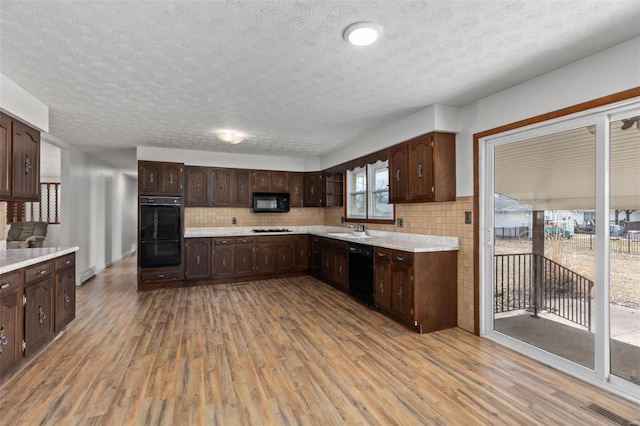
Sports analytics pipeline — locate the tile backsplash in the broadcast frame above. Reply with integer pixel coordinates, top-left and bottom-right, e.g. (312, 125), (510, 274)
(184, 207), (326, 228)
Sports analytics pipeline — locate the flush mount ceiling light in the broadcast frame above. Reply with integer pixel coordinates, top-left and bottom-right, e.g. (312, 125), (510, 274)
(216, 130), (245, 144)
(343, 21), (382, 46)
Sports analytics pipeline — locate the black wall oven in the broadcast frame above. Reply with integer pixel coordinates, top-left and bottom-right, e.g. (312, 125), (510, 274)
(139, 196), (182, 268)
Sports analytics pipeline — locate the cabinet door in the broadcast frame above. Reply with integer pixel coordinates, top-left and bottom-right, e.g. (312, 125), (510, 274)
(11, 120), (40, 200)
(161, 163), (183, 195)
(256, 245), (277, 274)
(213, 168), (233, 206)
(391, 263), (413, 324)
(233, 169), (252, 206)
(333, 247), (348, 291)
(272, 171), (289, 192)
(186, 167), (212, 206)
(373, 255), (391, 313)
(290, 173), (304, 207)
(185, 238), (211, 280)
(407, 135), (434, 202)
(320, 240), (334, 282)
(212, 240), (234, 278)
(304, 172), (324, 207)
(54, 268), (76, 332)
(24, 277), (54, 358)
(294, 235), (309, 271)
(0, 272), (23, 379)
(235, 244), (255, 276)
(276, 243), (293, 272)
(388, 144), (408, 203)
(253, 170), (271, 192)
(0, 113), (11, 198)
(139, 161), (162, 194)
(325, 172), (344, 208)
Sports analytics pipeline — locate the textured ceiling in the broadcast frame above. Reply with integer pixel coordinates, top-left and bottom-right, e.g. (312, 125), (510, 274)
(1, 1), (640, 173)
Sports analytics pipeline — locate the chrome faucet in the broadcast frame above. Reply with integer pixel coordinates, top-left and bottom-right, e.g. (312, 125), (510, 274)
(355, 224), (365, 232)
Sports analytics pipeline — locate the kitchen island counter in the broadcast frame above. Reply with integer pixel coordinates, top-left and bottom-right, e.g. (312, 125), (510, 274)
(0, 247), (79, 275)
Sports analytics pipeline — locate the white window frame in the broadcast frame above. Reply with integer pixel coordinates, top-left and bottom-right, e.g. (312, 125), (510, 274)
(346, 160), (394, 221)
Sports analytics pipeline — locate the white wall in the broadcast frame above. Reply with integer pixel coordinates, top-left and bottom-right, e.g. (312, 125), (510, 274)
(0, 73), (49, 132)
(59, 147), (137, 283)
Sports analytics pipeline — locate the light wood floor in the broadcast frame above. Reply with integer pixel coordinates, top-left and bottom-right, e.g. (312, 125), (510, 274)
(1, 254), (638, 425)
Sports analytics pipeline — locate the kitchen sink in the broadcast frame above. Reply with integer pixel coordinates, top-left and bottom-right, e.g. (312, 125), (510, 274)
(327, 232), (373, 239)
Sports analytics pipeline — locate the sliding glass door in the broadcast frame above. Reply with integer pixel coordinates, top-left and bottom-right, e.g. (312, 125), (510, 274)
(481, 99), (640, 402)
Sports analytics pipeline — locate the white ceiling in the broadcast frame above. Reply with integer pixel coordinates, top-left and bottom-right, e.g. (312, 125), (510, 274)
(1, 1), (640, 174)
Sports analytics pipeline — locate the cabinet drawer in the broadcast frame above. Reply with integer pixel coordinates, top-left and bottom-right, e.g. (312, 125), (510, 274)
(25, 261), (54, 285)
(55, 254), (75, 271)
(214, 238), (234, 245)
(0, 271), (22, 296)
(235, 237), (255, 244)
(139, 270), (183, 282)
(392, 251), (413, 266)
(374, 248), (391, 261)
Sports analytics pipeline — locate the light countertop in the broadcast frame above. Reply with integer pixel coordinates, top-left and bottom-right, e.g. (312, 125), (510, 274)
(0, 247), (79, 275)
(185, 226), (459, 253)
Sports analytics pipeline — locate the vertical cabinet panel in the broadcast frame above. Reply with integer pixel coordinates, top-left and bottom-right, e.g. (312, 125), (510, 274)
(213, 168), (233, 206)
(0, 271), (23, 380)
(290, 173), (304, 207)
(407, 137), (433, 201)
(253, 170), (271, 192)
(139, 161), (184, 196)
(233, 169), (253, 206)
(185, 238), (211, 280)
(373, 249), (391, 313)
(388, 144), (408, 203)
(234, 242), (255, 276)
(0, 113), (12, 198)
(11, 120), (40, 200)
(256, 244), (276, 274)
(54, 268), (76, 332)
(391, 262), (413, 324)
(304, 172), (324, 207)
(139, 161), (162, 194)
(293, 235), (309, 271)
(186, 167), (213, 206)
(24, 277), (54, 358)
(271, 171), (289, 192)
(212, 239), (234, 278)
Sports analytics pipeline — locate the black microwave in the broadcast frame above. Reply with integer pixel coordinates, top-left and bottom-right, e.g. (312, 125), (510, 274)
(252, 192), (290, 213)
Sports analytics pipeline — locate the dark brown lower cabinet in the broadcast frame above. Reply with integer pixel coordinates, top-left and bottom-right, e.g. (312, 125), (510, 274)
(293, 235), (309, 272)
(185, 238), (211, 281)
(24, 274), (55, 358)
(212, 238), (234, 278)
(54, 267), (75, 332)
(0, 271), (23, 380)
(234, 238), (255, 277)
(375, 248), (457, 333)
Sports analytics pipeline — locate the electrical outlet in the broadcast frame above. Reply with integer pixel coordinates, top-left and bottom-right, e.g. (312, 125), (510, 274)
(396, 217), (403, 227)
(465, 211), (472, 224)
(232, 217), (237, 225)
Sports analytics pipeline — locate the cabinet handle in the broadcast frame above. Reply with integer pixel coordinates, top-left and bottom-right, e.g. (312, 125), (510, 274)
(38, 305), (46, 327)
(310, 186), (314, 195)
(169, 173), (174, 184)
(65, 260), (71, 265)
(265, 256), (269, 265)
(395, 169), (400, 181)
(39, 269), (47, 275)
(417, 163), (422, 179)
(380, 281), (384, 293)
(64, 291), (70, 308)
(25, 154), (32, 175)
(395, 256), (405, 261)
(222, 258), (226, 268)
(282, 255), (286, 263)
(196, 255), (201, 264)
(377, 252), (385, 257)
(149, 173), (155, 184)
(196, 183), (201, 192)
(338, 265), (342, 273)
(157, 274), (165, 278)
(0, 282), (9, 290)
(240, 184), (244, 194)
(0, 326), (7, 348)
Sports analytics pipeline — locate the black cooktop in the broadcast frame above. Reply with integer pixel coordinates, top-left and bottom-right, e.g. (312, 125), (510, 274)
(252, 228), (291, 233)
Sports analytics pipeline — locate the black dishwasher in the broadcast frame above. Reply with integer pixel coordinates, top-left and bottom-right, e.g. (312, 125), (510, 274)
(348, 243), (373, 305)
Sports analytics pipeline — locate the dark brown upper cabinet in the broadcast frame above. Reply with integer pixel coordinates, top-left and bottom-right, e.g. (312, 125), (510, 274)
(290, 173), (304, 207)
(0, 112), (41, 201)
(212, 168), (233, 206)
(185, 166), (213, 206)
(233, 169), (252, 207)
(388, 132), (456, 203)
(253, 170), (289, 192)
(324, 172), (343, 207)
(303, 172), (324, 207)
(139, 161), (184, 196)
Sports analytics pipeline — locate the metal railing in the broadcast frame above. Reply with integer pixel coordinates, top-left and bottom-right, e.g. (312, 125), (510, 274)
(494, 253), (593, 330)
(570, 233), (640, 255)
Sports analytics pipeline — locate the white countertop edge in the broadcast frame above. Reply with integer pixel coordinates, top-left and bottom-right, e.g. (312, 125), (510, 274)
(185, 226), (459, 253)
(0, 247), (79, 275)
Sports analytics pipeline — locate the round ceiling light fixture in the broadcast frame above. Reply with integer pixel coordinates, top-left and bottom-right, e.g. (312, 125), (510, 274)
(343, 21), (382, 46)
(216, 130), (245, 144)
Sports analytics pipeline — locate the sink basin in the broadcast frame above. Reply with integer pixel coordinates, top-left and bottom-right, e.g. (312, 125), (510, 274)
(327, 232), (373, 239)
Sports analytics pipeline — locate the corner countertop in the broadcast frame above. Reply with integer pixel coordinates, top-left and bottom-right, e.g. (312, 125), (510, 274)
(185, 226), (459, 253)
(0, 247), (79, 275)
